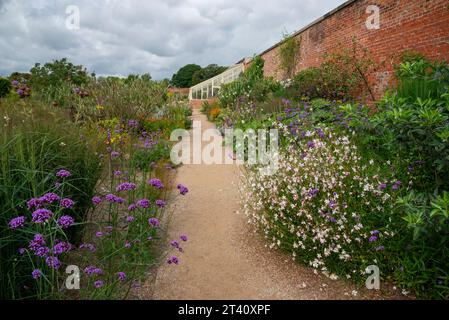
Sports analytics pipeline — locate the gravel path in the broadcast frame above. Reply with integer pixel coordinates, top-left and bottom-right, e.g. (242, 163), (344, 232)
(138, 107), (402, 300)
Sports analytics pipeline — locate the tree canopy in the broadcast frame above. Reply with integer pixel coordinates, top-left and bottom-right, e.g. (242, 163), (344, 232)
(191, 64), (228, 86)
(171, 63), (228, 88)
(171, 64), (202, 88)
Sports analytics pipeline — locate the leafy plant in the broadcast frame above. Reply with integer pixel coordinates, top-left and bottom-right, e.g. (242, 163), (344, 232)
(279, 32), (301, 79)
(0, 77), (11, 98)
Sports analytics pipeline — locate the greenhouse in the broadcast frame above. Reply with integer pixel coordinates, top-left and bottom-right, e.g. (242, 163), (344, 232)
(189, 63), (244, 100)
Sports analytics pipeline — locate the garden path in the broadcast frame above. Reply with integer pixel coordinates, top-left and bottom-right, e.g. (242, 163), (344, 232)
(138, 107), (393, 300)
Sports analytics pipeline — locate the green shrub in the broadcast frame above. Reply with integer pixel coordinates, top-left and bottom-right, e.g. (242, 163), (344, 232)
(30, 58), (92, 100)
(291, 39), (376, 101)
(0, 78), (11, 98)
(218, 56), (281, 109)
(71, 78), (168, 123)
(394, 56), (449, 101)
(279, 32), (302, 79)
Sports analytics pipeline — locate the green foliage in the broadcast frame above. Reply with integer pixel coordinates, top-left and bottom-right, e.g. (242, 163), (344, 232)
(220, 52), (449, 298)
(0, 77), (11, 98)
(71, 77), (168, 123)
(373, 93), (449, 192)
(279, 32), (301, 79)
(218, 56), (281, 109)
(394, 191), (449, 298)
(191, 64), (228, 86)
(0, 100), (102, 299)
(394, 55), (449, 101)
(8, 72), (32, 83)
(29, 58), (92, 99)
(0, 57), (192, 300)
(124, 73), (152, 85)
(171, 64), (202, 88)
(130, 141), (170, 170)
(292, 39), (376, 101)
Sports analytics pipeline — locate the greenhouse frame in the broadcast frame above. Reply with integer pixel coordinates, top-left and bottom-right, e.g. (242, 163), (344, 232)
(188, 63), (245, 100)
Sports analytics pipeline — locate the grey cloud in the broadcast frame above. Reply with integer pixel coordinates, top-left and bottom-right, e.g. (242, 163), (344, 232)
(0, 0), (347, 79)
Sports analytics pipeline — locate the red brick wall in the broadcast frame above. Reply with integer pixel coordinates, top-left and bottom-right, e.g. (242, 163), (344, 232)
(168, 88), (190, 95)
(189, 98), (218, 110)
(260, 0), (449, 100)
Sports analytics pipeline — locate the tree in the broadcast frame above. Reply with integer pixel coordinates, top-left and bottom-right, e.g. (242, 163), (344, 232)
(29, 58), (91, 92)
(171, 64), (201, 88)
(191, 64), (228, 86)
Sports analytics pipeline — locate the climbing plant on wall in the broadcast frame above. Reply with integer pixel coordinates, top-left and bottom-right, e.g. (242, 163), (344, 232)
(278, 32), (302, 80)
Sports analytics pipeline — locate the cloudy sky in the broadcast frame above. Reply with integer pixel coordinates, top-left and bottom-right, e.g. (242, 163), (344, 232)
(0, 0), (347, 79)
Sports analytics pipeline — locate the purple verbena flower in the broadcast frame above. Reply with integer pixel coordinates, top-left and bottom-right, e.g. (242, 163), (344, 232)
(9, 216), (26, 229)
(57, 215), (75, 229)
(84, 266), (103, 276)
(170, 240), (180, 249)
(39, 192), (60, 204)
(167, 256), (179, 265)
(117, 272), (126, 281)
(116, 182), (136, 192)
(148, 178), (164, 189)
(105, 194), (124, 204)
(35, 246), (50, 257)
(111, 151), (120, 158)
(31, 209), (53, 223)
(155, 199), (166, 208)
(56, 169), (71, 178)
(79, 243), (96, 252)
(52, 241), (72, 255)
(126, 215), (135, 222)
(92, 196), (102, 205)
(27, 198), (42, 210)
(180, 235), (188, 242)
(32, 269), (42, 280)
(137, 199), (150, 208)
(148, 217), (159, 227)
(60, 198), (75, 209)
(94, 280), (104, 288)
(45, 256), (61, 270)
(28, 234), (45, 251)
(177, 184), (189, 195)
(369, 235), (378, 242)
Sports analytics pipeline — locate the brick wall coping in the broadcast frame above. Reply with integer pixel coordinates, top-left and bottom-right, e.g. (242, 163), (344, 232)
(257, 0), (358, 57)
